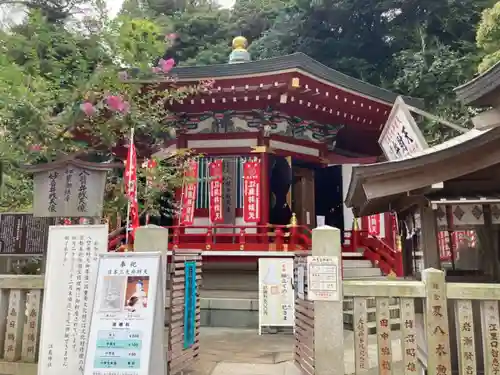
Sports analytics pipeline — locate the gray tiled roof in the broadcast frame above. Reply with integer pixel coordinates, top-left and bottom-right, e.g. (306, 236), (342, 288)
(165, 53), (422, 107)
(454, 60), (500, 106)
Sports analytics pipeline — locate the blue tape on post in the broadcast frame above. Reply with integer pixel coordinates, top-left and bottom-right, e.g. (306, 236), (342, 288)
(183, 261), (197, 349)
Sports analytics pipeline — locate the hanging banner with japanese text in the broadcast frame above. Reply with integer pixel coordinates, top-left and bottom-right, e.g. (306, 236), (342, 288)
(83, 252), (165, 375)
(208, 160), (224, 224)
(243, 160), (261, 223)
(258, 258), (295, 334)
(180, 160), (198, 225)
(378, 96), (429, 161)
(367, 214), (381, 236)
(38, 225), (108, 375)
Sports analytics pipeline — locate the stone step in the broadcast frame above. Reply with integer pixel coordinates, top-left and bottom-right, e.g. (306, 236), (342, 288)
(343, 267), (382, 278)
(343, 259), (374, 268)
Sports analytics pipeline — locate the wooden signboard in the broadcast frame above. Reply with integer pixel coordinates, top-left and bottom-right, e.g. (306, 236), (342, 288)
(25, 158), (116, 218)
(379, 96), (428, 161)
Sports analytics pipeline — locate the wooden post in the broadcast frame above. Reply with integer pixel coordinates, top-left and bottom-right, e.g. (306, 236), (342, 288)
(420, 206), (441, 270)
(312, 226), (344, 375)
(423, 268), (452, 375)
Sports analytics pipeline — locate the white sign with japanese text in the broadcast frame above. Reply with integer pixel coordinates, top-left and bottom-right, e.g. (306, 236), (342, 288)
(379, 96), (429, 161)
(307, 255), (341, 302)
(258, 258), (295, 334)
(84, 252), (165, 375)
(38, 225), (108, 375)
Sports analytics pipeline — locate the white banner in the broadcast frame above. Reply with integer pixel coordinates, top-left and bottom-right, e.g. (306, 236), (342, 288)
(258, 258), (295, 334)
(38, 224), (108, 375)
(84, 252), (165, 375)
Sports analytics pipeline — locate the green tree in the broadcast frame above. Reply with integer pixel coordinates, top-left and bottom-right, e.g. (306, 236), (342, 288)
(477, 1), (500, 72)
(0, 10), (205, 218)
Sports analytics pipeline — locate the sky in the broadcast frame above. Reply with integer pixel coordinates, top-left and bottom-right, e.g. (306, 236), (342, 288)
(106, 0), (235, 17)
(0, 0), (234, 27)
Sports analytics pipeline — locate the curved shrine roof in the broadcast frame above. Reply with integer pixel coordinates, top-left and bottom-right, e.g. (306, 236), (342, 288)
(346, 127), (500, 216)
(157, 53), (422, 108)
(455, 60), (500, 106)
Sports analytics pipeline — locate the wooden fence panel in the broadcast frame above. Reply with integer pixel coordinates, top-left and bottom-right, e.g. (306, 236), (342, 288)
(400, 298), (417, 375)
(353, 297), (368, 374)
(167, 252), (202, 375)
(294, 254), (314, 375)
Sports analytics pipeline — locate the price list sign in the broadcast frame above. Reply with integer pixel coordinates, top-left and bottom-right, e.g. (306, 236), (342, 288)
(93, 330), (142, 370)
(84, 253), (163, 375)
(307, 256), (341, 302)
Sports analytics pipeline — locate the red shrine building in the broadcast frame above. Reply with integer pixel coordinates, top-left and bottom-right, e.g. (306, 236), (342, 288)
(141, 37), (422, 277)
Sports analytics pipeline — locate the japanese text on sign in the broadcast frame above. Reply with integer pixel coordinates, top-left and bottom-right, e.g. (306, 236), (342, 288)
(379, 97), (428, 161)
(258, 259), (295, 331)
(307, 256), (340, 301)
(180, 160), (198, 225)
(39, 225), (107, 375)
(243, 160), (261, 223)
(84, 253), (162, 375)
(208, 160), (224, 224)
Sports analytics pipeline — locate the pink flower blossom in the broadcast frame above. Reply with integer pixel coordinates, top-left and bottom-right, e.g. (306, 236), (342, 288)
(158, 58), (175, 73)
(80, 101), (96, 116)
(106, 95), (130, 114)
(166, 33), (177, 41)
(30, 144), (42, 152)
(118, 71), (129, 80)
(152, 66), (161, 73)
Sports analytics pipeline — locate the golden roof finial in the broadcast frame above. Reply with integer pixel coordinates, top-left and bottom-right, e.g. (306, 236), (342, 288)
(229, 36), (250, 64)
(232, 36), (248, 51)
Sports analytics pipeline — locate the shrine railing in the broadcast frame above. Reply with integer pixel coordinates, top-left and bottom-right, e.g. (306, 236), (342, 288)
(108, 225), (365, 253)
(294, 261), (500, 375)
(169, 224), (312, 251)
(357, 231), (404, 277)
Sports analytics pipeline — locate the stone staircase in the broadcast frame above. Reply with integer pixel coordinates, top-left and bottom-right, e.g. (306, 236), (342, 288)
(342, 253), (401, 333)
(198, 252), (402, 330)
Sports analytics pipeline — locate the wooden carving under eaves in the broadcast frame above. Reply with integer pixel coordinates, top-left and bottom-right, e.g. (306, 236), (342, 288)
(23, 156), (121, 218)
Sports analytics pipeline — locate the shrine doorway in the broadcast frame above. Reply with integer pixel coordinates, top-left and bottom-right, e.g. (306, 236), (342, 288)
(292, 166), (316, 228)
(269, 156), (292, 226)
(315, 165), (344, 231)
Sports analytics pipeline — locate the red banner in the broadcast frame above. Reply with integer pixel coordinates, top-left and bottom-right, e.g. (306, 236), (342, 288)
(209, 159), (224, 223)
(180, 160), (198, 225)
(243, 160), (261, 223)
(367, 214), (380, 236)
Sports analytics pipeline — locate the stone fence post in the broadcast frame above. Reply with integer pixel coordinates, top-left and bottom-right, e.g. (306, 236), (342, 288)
(312, 226), (344, 375)
(135, 225), (169, 293)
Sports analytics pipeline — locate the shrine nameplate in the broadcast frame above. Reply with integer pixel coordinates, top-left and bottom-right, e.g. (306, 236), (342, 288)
(30, 160), (113, 218)
(0, 213), (55, 255)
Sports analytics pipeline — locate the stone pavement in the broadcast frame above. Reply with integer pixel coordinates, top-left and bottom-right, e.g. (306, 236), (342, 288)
(184, 327), (412, 375)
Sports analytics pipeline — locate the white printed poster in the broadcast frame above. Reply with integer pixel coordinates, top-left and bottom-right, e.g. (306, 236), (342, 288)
(258, 258), (295, 334)
(38, 225), (108, 375)
(84, 252), (165, 375)
(307, 255), (341, 302)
